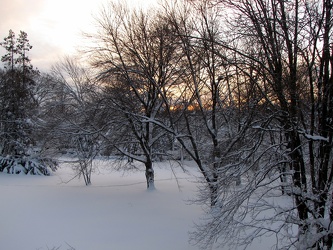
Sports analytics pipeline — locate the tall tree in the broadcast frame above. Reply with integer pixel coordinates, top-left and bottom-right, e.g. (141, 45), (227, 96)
(160, 0), (260, 206)
(89, 3), (183, 189)
(0, 30), (37, 156)
(0, 30), (55, 175)
(189, 0), (333, 248)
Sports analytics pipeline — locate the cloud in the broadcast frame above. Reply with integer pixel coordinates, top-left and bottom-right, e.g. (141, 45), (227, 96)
(0, 0), (158, 71)
(0, 0), (45, 33)
(0, 0), (53, 70)
(0, 0), (105, 71)
(0, 0), (94, 71)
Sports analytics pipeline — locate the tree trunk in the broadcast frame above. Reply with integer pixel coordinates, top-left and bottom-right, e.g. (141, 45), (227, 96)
(145, 160), (155, 190)
(209, 182), (218, 207)
(209, 171), (219, 206)
(289, 133), (308, 221)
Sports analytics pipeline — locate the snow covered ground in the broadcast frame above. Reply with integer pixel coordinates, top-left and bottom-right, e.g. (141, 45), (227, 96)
(0, 159), (204, 250)
(0, 158), (275, 250)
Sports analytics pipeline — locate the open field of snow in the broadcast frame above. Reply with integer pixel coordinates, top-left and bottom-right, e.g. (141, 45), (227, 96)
(0, 159), (204, 250)
(0, 158), (276, 250)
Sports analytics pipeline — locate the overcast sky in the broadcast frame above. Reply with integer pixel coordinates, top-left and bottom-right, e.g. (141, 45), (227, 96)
(0, 0), (157, 71)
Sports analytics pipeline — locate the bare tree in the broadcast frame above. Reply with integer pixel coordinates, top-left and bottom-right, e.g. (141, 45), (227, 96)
(46, 57), (103, 185)
(188, 0), (333, 248)
(157, 0), (259, 207)
(88, 2), (183, 189)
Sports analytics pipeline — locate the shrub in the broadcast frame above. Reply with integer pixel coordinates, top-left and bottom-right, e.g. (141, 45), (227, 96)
(0, 156), (57, 175)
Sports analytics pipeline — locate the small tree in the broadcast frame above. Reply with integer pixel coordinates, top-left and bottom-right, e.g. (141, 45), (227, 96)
(72, 134), (100, 186)
(47, 57), (103, 185)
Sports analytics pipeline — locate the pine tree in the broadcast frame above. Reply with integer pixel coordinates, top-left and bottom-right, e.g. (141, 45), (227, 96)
(0, 30), (37, 156)
(0, 30), (56, 175)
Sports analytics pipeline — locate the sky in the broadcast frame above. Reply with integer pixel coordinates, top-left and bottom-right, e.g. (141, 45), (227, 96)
(0, 0), (157, 71)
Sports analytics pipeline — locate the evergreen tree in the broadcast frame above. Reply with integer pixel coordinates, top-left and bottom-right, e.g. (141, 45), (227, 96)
(0, 30), (56, 175)
(0, 30), (37, 156)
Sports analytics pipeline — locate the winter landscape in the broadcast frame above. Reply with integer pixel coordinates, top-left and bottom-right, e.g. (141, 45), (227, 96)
(0, 158), (201, 250)
(1, 157), (279, 250)
(1, 0), (333, 249)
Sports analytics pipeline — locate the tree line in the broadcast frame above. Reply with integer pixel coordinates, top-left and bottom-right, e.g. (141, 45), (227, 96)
(0, 0), (332, 249)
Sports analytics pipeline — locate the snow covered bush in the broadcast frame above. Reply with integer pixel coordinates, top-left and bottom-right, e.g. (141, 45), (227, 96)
(0, 156), (57, 176)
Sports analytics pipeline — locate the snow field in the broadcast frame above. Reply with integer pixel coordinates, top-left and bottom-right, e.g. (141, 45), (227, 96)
(0, 159), (203, 250)
(0, 158), (280, 250)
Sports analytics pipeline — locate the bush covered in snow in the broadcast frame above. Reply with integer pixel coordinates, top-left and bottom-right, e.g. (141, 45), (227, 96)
(0, 156), (57, 176)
